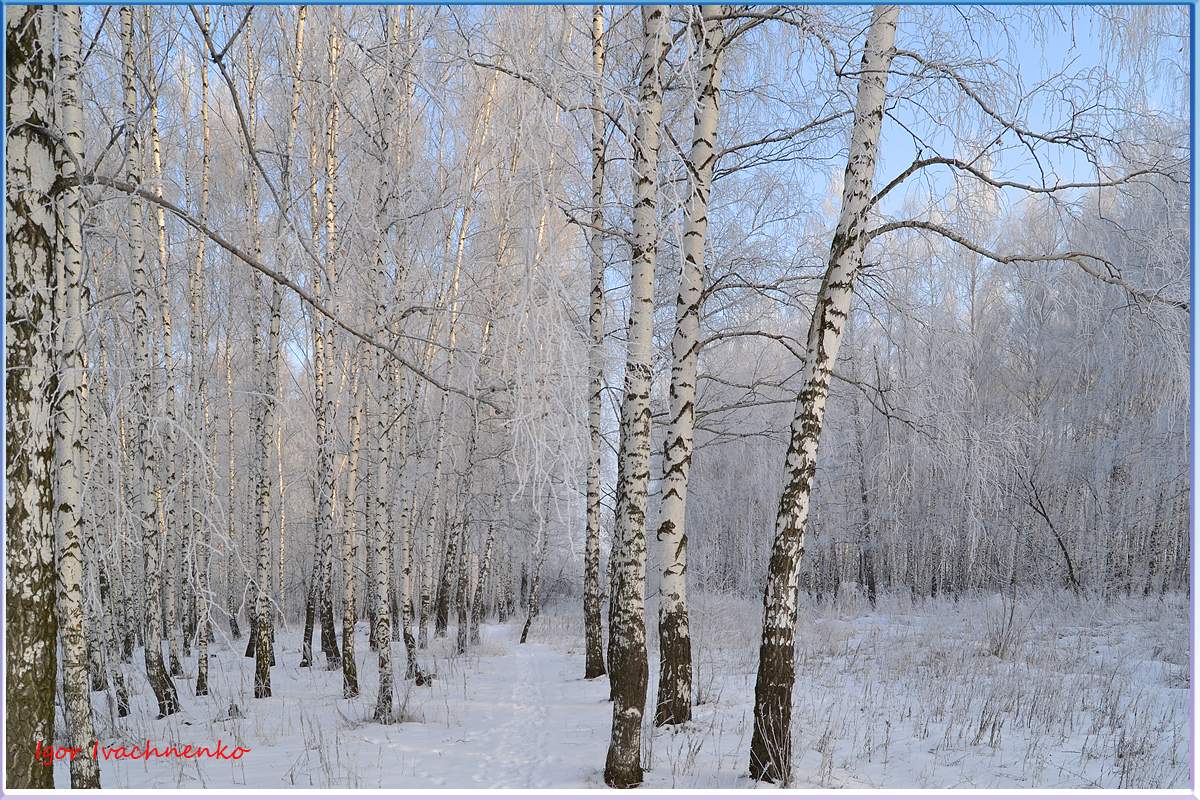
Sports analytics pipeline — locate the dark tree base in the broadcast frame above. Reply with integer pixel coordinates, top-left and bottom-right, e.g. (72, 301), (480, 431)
(748, 637), (794, 785)
(655, 609), (692, 726)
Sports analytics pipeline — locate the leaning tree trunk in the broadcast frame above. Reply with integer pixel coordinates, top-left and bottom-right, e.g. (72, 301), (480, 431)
(655, 4), (724, 728)
(54, 7), (101, 786)
(98, 562), (130, 716)
(122, 5), (180, 720)
(451, 299), (495, 654)
(748, 6), (898, 784)
(392, 365), (430, 682)
(5, 6), (59, 787)
(239, 17), (264, 666)
(276, 419), (286, 621)
(268, 2), (307, 637)
(389, 5), (424, 672)
(604, 5), (669, 788)
(606, 424), (627, 700)
(582, 3), (608, 682)
(432, 273), (474, 642)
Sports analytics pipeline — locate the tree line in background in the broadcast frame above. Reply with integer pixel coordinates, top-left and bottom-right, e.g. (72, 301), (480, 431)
(5, 3), (1188, 790)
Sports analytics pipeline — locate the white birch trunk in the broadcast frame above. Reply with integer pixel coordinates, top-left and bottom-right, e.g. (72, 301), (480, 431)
(654, 4), (724, 728)
(748, 6), (898, 783)
(371, 120), (395, 717)
(299, 129), (325, 668)
(604, 5), (669, 788)
(191, 5), (213, 696)
(520, 493), (551, 646)
(5, 6), (60, 788)
(469, 488), (500, 646)
(343, 359), (363, 698)
(224, 305), (241, 640)
(583, 3), (608, 682)
(53, 7), (101, 786)
(244, 20), (277, 698)
(142, 9), (184, 679)
(122, 5), (180, 720)
(317, 26), (343, 668)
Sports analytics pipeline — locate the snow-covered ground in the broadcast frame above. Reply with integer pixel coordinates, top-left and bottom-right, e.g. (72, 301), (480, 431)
(63, 590), (1189, 789)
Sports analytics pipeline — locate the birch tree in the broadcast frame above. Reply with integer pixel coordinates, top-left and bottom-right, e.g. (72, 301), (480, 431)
(469, 487), (500, 646)
(240, 15), (278, 698)
(343, 355), (363, 698)
(655, 4), (725, 728)
(122, 5), (181, 720)
(224, 300), (241, 640)
(6, 5), (60, 788)
(582, 3), (608, 683)
(354, 9), (399, 715)
(53, 5), (100, 787)
(143, 8), (184, 680)
(604, 5), (670, 788)
(314, 20), (344, 670)
(190, 6), (213, 696)
(748, 6), (899, 783)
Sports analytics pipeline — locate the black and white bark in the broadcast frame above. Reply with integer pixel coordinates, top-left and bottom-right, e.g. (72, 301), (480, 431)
(582, 3), (608, 683)
(142, 8), (185, 681)
(122, 5), (181, 720)
(224, 303), (241, 640)
(5, 5), (59, 787)
(520, 492), (551, 646)
(654, 4), (724, 728)
(419, 392), (447, 648)
(748, 6), (898, 784)
(469, 488), (500, 646)
(243, 19), (276, 699)
(604, 5), (669, 788)
(371, 257), (394, 722)
(316, 24), (343, 670)
(343, 358), (363, 698)
(191, 6), (213, 696)
(53, 6), (101, 786)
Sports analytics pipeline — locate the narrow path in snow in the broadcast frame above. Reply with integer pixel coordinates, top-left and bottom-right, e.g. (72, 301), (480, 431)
(449, 626), (612, 788)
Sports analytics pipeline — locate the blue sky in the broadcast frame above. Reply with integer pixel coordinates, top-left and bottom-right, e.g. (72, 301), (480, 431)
(871, 5), (1189, 220)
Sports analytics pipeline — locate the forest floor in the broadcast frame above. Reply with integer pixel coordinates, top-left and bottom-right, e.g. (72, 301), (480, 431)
(62, 590), (1189, 789)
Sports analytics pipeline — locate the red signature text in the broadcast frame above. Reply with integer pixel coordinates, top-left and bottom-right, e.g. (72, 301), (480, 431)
(35, 739), (250, 765)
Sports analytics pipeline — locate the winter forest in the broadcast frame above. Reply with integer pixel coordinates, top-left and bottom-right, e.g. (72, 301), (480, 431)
(3, 2), (1191, 791)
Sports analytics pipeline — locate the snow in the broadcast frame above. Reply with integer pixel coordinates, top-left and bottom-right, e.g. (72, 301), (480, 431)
(63, 590), (1189, 789)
